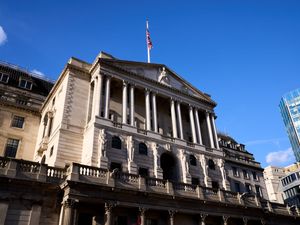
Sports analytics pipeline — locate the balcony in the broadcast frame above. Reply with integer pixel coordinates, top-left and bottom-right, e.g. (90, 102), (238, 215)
(0, 157), (298, 217)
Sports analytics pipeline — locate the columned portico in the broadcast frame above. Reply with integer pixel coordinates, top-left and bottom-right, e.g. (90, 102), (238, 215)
(205, 112), (215, 148)
(122, 81), (128, 124)
(189, 105), (197, 143)
(130, 84), (135, 126)
(104, 76), (111, 119)
(171, 98), (178, 138)
(145, 89), (151, 130)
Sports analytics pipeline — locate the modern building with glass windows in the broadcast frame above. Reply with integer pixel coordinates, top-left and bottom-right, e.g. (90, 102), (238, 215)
(279, 88), (300, 161)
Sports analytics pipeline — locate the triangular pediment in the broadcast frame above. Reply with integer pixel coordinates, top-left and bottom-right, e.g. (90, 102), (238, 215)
(100, 58), (215, 106)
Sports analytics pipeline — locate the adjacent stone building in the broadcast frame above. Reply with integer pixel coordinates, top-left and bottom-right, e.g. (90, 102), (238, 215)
(0, 53), (299, 225)
(0, 61), (53, 160)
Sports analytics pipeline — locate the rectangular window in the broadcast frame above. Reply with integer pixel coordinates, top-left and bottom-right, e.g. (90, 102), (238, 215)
(245, 183), (252, 193)
(4, 138), (19, 158)
(243, 170), (249, 179)
(19, 79), (33, 90)
(252, 171), (258, 181)
(138, 167), (149, 177)
(11, 115), (25, 128)
(0, 73), (9, 83)
(191, 177), (200, 186)
(255, 185), (263, 198)
(235, 182), (241, 193)
(233, 167), (239, 177)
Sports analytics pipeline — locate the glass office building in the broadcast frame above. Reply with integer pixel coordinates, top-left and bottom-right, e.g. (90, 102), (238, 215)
(279, 88), (300, 161)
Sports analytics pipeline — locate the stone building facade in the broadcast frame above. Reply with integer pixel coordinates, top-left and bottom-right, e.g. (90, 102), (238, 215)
(0, 53), (299, 225)
(0, 61), (53, 160)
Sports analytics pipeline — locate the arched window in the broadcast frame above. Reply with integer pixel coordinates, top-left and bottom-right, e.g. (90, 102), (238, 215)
(139, 143), (148, 155)
(189, 155), (197, 166)
(208, 159), (215, 170)
(111, 136), (122, 149)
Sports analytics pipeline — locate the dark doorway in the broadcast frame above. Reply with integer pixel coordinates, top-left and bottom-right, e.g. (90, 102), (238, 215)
(160, 152), (178, 181)
(78, 213), (93, 225)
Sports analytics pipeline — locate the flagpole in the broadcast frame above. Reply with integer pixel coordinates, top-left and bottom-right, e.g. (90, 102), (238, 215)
(146, 20), (150, 63)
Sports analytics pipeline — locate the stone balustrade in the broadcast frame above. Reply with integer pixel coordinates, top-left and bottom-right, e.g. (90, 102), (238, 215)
(0, 157), (298, 218)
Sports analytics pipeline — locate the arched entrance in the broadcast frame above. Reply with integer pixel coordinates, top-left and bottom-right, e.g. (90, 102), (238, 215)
(160, 152), (178, 182)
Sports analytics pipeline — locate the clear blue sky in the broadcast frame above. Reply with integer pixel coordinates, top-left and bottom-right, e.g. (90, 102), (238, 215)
(1, 1), (299, 168)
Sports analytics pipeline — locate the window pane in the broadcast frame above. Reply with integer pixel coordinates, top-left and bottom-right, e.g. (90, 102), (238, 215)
(4, 138), (19, 158)
(11, 116), (25, 128)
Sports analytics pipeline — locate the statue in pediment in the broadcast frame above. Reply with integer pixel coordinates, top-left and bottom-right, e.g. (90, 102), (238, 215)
(158, 67), (170, 86)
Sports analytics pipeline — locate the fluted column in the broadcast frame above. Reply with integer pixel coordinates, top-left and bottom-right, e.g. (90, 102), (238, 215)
(145, 89), (151, 130)
(176, 102), (184, 139)
(104, 76), (111, 119)
(189, 105), (197, 143)
(95, 75), (103, 117)
(130, 84), (135, 126)
(122, 81), (128, 124)
(205, 112), (215, 148)
(152, 93), (158, 132)
(170, 98), (178, 138)
(194, 108), (202, 145)
(210, 114), (219, 149)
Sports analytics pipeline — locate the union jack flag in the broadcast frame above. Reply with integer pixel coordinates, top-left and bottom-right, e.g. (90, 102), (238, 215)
(146, 28), (153, 50)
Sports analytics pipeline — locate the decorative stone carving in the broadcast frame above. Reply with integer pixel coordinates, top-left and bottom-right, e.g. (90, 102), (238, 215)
(158, 67), (170, 86)
(152, 143), (163, 179)
(218, 159), (228, 190)
(179, 149), (190, 182)
(200, 155), (209, 187)
(98, 129), (107, 158)
(127, 136), (134, 162)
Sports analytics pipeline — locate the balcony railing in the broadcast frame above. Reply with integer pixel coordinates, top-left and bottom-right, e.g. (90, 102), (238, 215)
(0, 157), (298, 218)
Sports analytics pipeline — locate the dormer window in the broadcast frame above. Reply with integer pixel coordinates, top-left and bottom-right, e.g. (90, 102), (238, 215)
(0, 73), (9, 83)
(19, 79), (32, 90)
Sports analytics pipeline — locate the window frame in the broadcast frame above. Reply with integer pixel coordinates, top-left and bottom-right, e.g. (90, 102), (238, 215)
(0, 72), (9, 83)
(19, 78), (33, 90)
(11, 115), (25, 129)
(111, 136), (122, 149)
(4, 138), (20, 158)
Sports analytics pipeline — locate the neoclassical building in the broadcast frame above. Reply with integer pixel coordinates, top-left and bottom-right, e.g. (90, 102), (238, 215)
(0, 53), (299, 225)
(0, 61), (53, 160)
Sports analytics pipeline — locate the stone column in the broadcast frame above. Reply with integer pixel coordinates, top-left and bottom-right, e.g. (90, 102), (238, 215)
(194, 108), (203, 145)
(62, 199), (77, 225)
(205, 112), (215, 148)
(176, 102), (184, 139)
(122, 81), (128, 124)
(169, 210), (176, 225)
(189, 105), (197, 143)
(139, 208), (147, 225)
(152, 92), (158, 132)
(92, 78), (99, 118)
(223, 216), (229, 225)
(243, 217), (248, 225)
(145, 89), (151, 130)
(29, 204), (42, 225)
(95, 75), (103, 117)
(105, 203), (114, 225)
(199, 214), (207, 225)
(0, 201), (9, 225)
(210, 114), (219, 149)
(171, 98), (178, 138)
(130, 84), (135, 126)
(104, 76), (111, 119)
